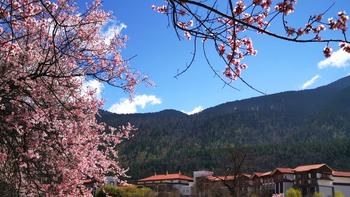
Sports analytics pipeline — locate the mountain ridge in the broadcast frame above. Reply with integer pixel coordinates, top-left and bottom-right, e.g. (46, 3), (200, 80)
(103, 75), (350, 116)
(99, 76), (350, 180)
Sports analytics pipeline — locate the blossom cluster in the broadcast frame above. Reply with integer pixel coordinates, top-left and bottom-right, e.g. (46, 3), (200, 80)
(340, 42), (350, 53)
(152, 5), (168, 14)
(329, 11), (349, 32)
(274, 0), (297, 15)
(319, 11), (349, 57)
(253, 0), (272, 9)
(152, 0), (350, 81)
(221, 37), (255, 80)
(323, 46), (333, 58)
(0, 0), (140, 196)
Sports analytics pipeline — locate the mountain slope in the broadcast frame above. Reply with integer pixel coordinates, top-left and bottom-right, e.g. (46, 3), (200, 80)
(99, 76), (350, 180)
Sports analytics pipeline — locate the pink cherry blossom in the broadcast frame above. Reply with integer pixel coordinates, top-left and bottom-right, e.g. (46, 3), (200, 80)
(0, 0), (141, 196)
(340, 42), (350, 53)
(153, 0), (350, 83)
(323, 46), (333, 58)
(275, 0), (297, 15)
(218, 44), (226, 56)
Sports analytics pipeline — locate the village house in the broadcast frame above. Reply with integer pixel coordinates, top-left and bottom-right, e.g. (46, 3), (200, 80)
(271, 167), (295, 195)
(255, 164), (350, 197)
(293, 164), (334, 196)
(137, 172), (193, 196)
(332, 170), (350, 197)
(136, 164), (350, 197)
(194, 172), (235, 197)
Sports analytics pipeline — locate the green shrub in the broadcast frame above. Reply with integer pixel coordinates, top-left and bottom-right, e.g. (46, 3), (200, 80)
(335, 191), (345, 197)
(95, 184), (122, 197)
(94, 184), (155, 197)
(313, 192), (323, 197)
(285, 188), (302, 197)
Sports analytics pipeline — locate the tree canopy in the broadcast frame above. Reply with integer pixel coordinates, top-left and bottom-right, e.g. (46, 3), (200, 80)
(0, 0), (141, 195)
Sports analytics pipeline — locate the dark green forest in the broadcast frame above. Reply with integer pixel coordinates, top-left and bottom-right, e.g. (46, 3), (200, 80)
(99, 76), (350, 181)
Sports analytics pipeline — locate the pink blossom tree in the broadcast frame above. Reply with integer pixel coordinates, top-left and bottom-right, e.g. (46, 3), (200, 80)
(153, 0), (350, 93)
(0, 0), (142, 196)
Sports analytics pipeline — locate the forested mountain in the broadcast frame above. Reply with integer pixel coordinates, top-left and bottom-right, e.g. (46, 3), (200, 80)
(99, 76), (350, 181)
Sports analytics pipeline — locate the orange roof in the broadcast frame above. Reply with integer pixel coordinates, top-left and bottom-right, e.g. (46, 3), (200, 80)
(272, 168), (294, 174)
(139, 173), (193, 182)
(294, 164), (332, 172)
(206, 175), (235, 181)
(333, 171), (350, 177)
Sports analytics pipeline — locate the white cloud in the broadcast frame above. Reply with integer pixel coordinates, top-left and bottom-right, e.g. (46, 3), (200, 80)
(318, 49), (350, 69)
(301, 75), (320, 90)
(109, 95), (161, 114)
(82, 79), (104, 98)
(182, 106), (204, 115)
(102, 22), (127, 45)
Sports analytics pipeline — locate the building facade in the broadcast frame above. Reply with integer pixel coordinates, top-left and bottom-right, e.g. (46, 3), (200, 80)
(137, 164), (350, 197)
(137, 172), (193, 196)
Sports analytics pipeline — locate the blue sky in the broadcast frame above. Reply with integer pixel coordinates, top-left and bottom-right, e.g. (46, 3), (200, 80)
(86, 0), (350, 114)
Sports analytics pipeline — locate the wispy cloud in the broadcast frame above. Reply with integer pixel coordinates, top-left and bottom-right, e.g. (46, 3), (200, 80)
(102, 21), (127, 45)
(301, 75), (320, 90)
(82, 79), (104, 98)
(318, 49), (350, 69)
(182, 106), (204, 115)
(109, 94), (161, 114)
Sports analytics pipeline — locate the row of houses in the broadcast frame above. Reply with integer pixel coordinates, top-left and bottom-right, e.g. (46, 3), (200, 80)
(136, 164), (350, 197)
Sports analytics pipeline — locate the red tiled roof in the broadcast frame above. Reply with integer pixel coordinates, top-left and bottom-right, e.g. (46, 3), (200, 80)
(241, 173), (251, 178)
(206, 175), (235, 181)
(294, 164), (331, 172)
(254, 172), (264, 176)
(272, 168), (294, 174)
(139, 173), (193, 182)
(251, 172), (264, 178)
(260, 171), (272, 177)
(333, 171), (350, 177)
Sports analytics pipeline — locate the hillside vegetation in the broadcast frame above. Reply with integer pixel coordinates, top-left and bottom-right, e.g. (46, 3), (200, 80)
(99, 76), (350, 180)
